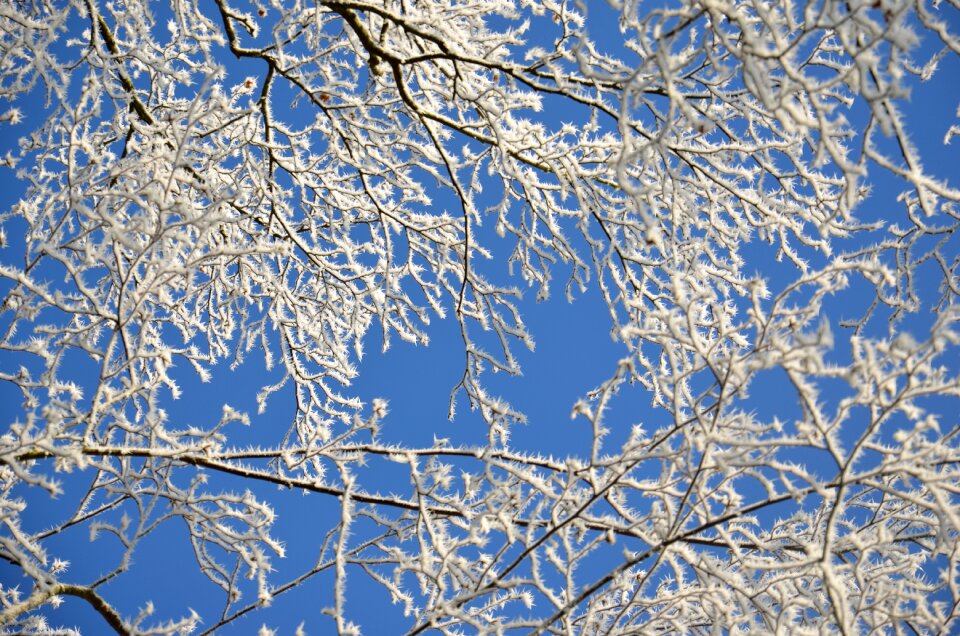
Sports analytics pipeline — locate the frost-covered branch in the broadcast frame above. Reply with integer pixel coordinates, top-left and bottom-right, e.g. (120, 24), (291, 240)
(1, 0), (959, 633)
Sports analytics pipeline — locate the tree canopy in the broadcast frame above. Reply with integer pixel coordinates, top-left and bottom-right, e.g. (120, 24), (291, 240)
(1, 0), (959, 633)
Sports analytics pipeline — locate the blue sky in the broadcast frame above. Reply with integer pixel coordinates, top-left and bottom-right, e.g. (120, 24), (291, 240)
(2, 2), (959, 634)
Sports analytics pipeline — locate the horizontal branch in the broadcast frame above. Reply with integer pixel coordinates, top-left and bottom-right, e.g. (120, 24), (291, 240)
(0, 583), (128, 635)
(6, 444), (840, 553)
